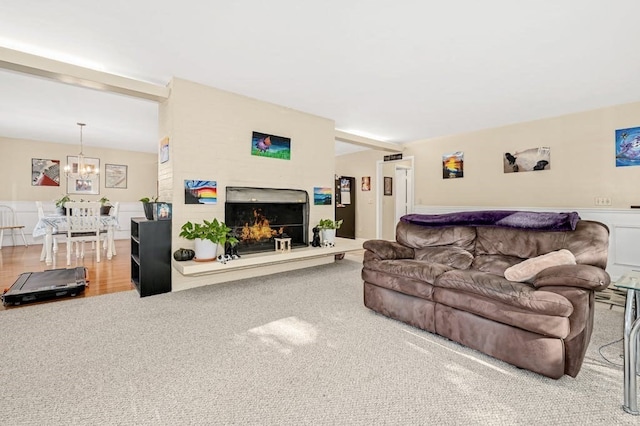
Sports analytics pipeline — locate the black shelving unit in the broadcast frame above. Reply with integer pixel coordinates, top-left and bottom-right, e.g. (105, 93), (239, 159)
(130, 217), (171, 297)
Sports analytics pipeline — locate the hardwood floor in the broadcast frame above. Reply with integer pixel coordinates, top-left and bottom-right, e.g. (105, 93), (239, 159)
(0, 240), (134, 311)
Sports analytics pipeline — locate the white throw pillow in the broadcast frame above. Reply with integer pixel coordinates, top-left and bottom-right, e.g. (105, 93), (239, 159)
(504, 249), (576, 282)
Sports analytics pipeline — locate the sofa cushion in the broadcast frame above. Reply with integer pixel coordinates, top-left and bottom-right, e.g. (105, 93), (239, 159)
(396, 222), (476, 252)
(434, 269), (573, 317)
(363, 240), (414, 260)
(533, 264), (610, 291)
(471, 254), (523, 276)
(433, 288), (571, 338)
(363, 259), (453, 285)
(414, 246), (474, 269)
(504, 249), (576, 283)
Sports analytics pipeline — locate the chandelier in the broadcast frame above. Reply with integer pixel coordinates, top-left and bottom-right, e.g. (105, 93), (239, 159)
(64, 122), (98, 179)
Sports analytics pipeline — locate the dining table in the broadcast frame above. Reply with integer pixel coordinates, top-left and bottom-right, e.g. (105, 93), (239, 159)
(33, 214), (119, 265)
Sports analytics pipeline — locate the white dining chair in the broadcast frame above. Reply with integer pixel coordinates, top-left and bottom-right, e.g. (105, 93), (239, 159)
(36, 201), (66, 260)
(65, 201), (101, 265)
(100, 201), (119, 256)
(0, 205), (28, 249)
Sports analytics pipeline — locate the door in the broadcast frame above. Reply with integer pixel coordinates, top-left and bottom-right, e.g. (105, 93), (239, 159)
(335, 176), (356, 239)
(395, 165), (413, 224)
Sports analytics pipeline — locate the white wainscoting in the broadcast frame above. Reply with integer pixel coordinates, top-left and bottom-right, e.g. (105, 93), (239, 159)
(0, 200), (144, 248)
(413, 205), (640, 280)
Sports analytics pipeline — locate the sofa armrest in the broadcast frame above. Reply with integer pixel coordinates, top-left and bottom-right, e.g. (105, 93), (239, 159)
(362, 240), (414, 260)
(532, 264), (610, 291)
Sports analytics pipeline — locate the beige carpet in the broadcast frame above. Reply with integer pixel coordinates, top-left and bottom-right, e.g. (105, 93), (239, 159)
(0, 257), (636, 425)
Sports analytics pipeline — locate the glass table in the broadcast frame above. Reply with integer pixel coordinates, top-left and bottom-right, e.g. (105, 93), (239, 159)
(615, 270), (640, 415)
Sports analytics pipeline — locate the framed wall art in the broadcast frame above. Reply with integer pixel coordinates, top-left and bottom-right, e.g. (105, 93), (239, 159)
(503, 147), (550, 173)
(384, 177), (393, 196)
(184, 180), (217, 204)
(105, 164), (128, 188)
(160, 136), (170, 164)
(361, 176), (371, 191)
(615, 126), (640, 167)
(31, 158), (60, 186)
(442, 151), (464, 179)
(251, 131), (291, 160)
(313, 187), (332, 205)
(66, 156), (100, 195)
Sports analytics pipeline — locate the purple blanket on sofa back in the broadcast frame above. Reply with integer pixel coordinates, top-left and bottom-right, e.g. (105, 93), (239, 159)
(400, 210), (580, 231)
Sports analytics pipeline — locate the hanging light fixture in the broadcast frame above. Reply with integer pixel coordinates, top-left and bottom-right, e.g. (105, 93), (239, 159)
(64, 122), (98, 179)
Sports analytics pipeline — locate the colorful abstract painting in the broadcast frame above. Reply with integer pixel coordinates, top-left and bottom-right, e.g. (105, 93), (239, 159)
(503, 147), (550, 173)
(616, 126), (640, 167)
(251, 131), (291, 160)
(313, 187), (332, 205)
(184, 180), (217, 204)
(31, 158), (60, 186)
(442, 151), (464, 179)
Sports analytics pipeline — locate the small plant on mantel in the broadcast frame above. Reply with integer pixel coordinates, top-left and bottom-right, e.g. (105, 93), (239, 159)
(179, 218), (238, 261)
(179, 218), (237, 246)
(316, 218), (343, 230)
(316, 218), (343, 246)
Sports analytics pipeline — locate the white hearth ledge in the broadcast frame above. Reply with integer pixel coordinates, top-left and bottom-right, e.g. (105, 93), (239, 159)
(172, 238), (365, 289)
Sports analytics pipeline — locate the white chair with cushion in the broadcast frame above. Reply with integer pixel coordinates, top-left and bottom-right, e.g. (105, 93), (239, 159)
(65, 201), (101, 265)
(0, 205), (28, 249)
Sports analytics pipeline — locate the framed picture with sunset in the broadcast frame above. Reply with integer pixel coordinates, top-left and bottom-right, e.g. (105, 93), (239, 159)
(184, 180), (217, 204)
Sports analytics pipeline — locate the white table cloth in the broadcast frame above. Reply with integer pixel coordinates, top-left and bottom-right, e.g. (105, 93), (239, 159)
(33, 215), (119, 265)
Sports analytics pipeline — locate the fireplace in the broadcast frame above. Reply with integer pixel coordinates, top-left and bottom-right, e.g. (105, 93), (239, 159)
(225, 187), (309, 255)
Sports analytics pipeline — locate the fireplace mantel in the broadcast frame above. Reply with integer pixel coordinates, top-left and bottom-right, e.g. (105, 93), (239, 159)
(172, 237), (364, 290)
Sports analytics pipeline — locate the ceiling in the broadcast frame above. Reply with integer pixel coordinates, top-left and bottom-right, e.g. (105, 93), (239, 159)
(1, 1), (639, 156)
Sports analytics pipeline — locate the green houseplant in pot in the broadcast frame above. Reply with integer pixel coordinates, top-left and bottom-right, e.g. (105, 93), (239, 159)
(316, 218), (343, 246)
(139, 196), (158, 220)
(98, 197), (112, 215)
(179, 218), (238, 261)
(55, 194), (72, 215)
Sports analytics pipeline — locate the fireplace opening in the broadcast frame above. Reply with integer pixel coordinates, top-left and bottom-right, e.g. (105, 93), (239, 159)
(225, 187), (309, 255)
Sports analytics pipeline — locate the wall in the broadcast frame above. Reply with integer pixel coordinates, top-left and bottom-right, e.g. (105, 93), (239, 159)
(0, 136), (158, 246)
(405, 100), (640, 208)
(160, 78), (336, 291)
(0, 136), (158, 203)
(335, 150), (384, 240)
(336, 101), (640, 238)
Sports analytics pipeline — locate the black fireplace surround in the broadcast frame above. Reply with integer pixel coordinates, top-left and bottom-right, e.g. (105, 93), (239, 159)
(225, 187), (309, 255)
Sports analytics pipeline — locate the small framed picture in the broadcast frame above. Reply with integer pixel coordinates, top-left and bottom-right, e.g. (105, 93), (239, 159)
(384, 176), (393, 196)
(361, 176), (371, 191)
(66, 156), (100, 195)
(105, 164), (127, 188)
(153, 202), (172, 220)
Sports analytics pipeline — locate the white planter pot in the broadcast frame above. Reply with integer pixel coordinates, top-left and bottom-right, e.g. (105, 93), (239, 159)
(194, 238), (218, 261)
(320, 229), (336, 245)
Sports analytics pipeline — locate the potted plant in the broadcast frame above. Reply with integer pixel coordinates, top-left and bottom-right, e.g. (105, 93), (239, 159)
(98, 197), (112, 215)
(179, 218), (238, 261)
(55, 194), (72, 215)
(139, 196), (158, 220)
(316, 218), (343, 245)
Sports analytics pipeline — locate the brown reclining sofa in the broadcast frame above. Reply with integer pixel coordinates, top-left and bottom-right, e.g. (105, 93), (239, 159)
(362, 210), (610, 379)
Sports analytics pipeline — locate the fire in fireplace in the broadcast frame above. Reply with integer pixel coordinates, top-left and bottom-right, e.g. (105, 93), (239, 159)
(225, 187), (309, 254)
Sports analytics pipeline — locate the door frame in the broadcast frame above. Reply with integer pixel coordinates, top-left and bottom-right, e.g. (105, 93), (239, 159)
(376, 156), (415, 239)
